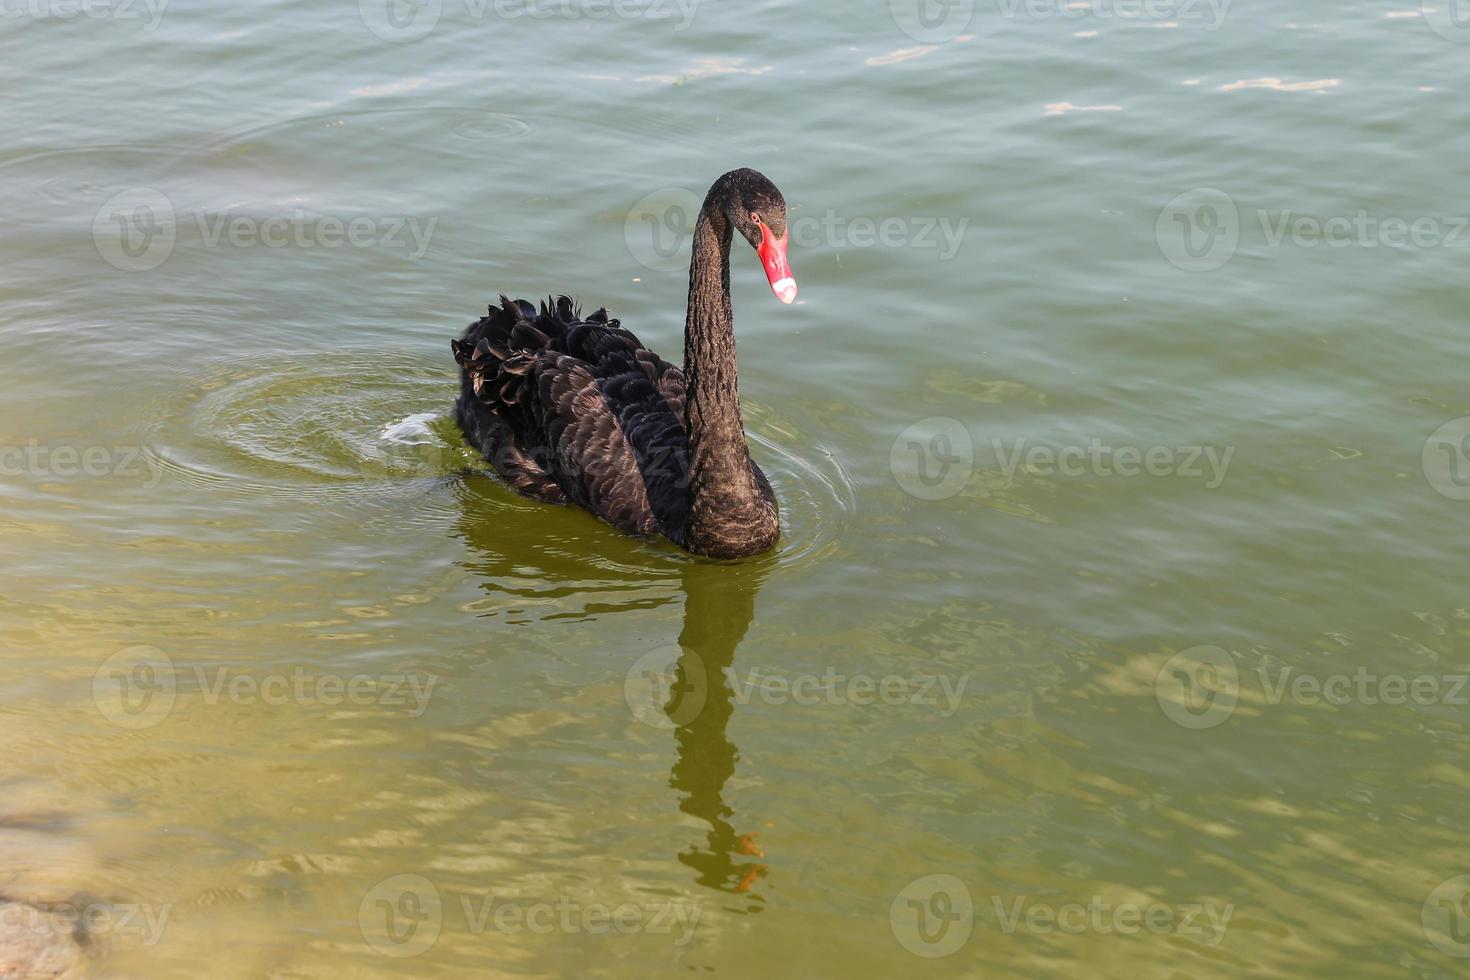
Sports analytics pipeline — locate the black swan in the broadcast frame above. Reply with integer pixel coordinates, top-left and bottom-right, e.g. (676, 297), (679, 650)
(451, 168), (797, 559)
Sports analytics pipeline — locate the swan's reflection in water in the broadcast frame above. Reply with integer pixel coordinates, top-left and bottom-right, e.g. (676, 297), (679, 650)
(667, 558), (772, 903)
(449, 479), (685, 622)
(452, 480), (774, 902)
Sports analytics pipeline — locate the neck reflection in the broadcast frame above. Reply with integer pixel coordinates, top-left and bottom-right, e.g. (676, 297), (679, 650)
(666, 558), (772, 905)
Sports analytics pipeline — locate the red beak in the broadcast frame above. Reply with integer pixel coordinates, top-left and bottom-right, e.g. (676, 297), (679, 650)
(757, 223), (798, 304)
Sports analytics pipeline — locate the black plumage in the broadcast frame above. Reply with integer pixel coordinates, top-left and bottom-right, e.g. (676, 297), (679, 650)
(451, 169), (794, 559)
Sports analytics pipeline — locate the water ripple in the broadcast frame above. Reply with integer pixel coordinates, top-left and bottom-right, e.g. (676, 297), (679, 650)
(138, 353), (855, 573)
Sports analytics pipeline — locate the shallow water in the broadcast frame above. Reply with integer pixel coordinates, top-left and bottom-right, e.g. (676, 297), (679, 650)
(3, 1), (1470, 975)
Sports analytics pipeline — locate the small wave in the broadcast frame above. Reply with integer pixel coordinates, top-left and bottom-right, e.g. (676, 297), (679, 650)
(745, 401), (857, 571)
(381, 412), (443, 445)
(139, 354), (854, 575)
(139, 351), (475, 511)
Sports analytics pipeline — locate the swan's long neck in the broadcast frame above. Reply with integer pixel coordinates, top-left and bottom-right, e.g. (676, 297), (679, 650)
(682, 208), (772, 555)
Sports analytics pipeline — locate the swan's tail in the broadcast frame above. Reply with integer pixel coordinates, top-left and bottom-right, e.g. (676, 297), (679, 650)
(452, 295), (536, 398)
(452, 294), (623, 403)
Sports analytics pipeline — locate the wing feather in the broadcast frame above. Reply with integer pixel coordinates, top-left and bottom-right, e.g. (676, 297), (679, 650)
(453, 295), (690, 540)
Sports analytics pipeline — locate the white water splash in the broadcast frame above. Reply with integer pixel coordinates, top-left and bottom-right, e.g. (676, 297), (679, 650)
(380, 413), (442, 445)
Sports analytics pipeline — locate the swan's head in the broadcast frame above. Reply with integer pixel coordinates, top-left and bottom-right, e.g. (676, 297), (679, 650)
(713, 168), (798, 305)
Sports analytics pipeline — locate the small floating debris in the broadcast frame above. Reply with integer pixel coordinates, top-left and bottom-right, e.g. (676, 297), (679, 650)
(1043, 102), (1123, 116)
(1217, 77), (1341, 93)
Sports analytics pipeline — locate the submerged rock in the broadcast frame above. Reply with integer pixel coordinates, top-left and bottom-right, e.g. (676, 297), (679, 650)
(0, 901), (85, 979)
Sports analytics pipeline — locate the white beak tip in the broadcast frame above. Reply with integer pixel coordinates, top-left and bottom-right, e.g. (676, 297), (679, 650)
(772, 278), (798, 304)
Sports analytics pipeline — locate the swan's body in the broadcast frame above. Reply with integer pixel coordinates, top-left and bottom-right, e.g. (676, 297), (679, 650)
(452, 169), (797, 559)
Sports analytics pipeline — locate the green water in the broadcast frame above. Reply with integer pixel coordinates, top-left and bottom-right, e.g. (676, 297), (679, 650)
(3, 1), (1470, 975)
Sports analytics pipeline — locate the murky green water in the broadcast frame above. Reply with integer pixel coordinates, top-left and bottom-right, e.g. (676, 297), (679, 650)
(3, 1), (1470, 975)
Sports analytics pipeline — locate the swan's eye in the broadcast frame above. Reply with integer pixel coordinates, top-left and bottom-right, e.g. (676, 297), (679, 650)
(751, 212), (762, 226)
